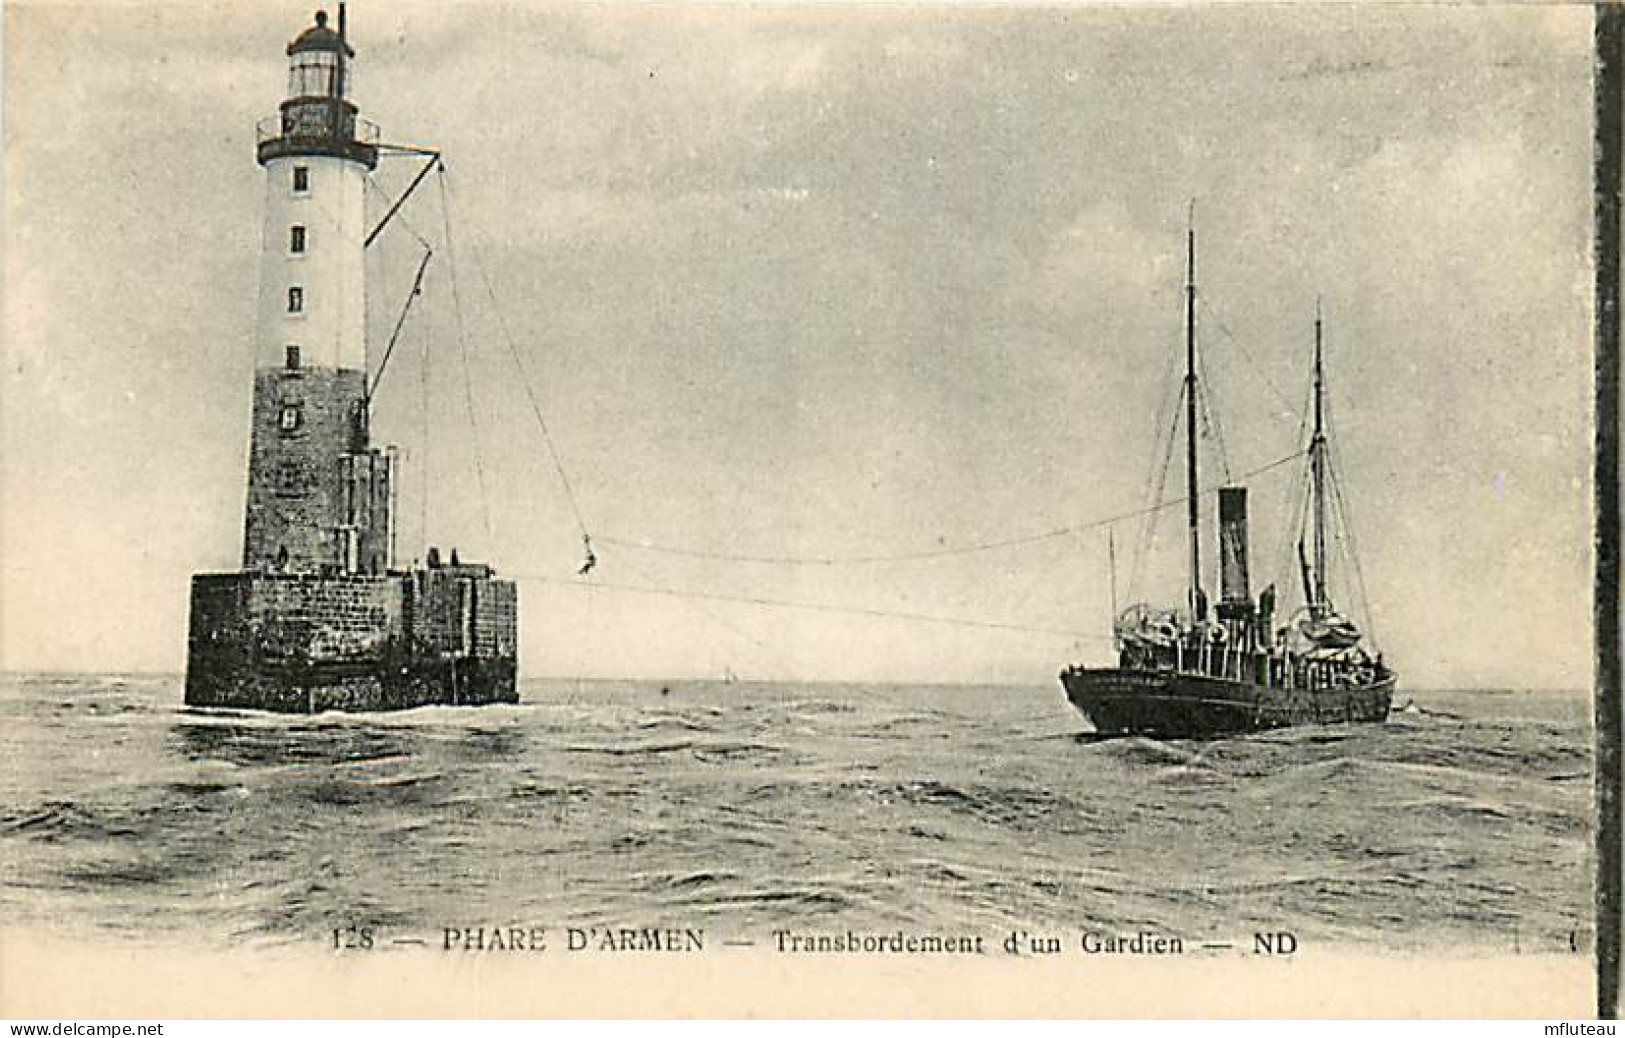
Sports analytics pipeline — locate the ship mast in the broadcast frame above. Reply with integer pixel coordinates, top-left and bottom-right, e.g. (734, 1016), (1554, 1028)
(1310, 299), (1328, 619)
(1184, 205), (1205, 622)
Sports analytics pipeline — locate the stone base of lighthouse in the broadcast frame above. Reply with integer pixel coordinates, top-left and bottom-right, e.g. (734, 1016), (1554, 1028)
(184, 563), (518, 713)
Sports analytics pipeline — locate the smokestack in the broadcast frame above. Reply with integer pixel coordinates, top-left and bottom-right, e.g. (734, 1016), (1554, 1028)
(1218, 485), (1251, 619)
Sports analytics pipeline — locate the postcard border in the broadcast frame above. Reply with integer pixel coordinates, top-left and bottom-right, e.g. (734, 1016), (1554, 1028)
(1593, 2), (1621, 1022)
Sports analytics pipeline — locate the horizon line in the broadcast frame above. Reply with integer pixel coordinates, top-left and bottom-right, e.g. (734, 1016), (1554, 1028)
(0, 667), (1592, 697)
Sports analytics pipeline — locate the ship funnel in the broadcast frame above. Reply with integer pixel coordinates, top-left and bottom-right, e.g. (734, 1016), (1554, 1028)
(1218, 485), (1251, 618)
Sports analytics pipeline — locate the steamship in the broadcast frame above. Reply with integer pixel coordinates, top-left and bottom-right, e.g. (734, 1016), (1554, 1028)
(184, 8), (518, 713)
(1059, 224), (1394, 738)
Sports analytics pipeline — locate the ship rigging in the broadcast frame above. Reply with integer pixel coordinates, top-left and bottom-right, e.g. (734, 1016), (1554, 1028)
(1057, 214), (1395, 737)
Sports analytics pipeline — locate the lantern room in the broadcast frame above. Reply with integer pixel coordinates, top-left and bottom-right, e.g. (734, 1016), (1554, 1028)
(287, 10), (353, 100)
(256, 6), (377, 169)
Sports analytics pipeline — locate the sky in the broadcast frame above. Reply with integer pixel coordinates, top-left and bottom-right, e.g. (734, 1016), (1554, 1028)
(1, 1), (1597, 688)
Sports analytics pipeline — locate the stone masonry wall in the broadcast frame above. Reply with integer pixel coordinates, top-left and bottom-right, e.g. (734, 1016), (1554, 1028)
(243, 366), (367, 573)
(190, 572), (406, 666)
(472, 580), (518, 658)
(246, 573), (405, 661)
(187, 568), (518, 711)
(192, 569), (515, 669)
(406, 566), (518, 660)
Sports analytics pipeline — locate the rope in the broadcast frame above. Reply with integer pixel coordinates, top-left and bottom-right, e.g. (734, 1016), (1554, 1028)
(1274, 372), (1316, 600)
(1287, 459), (1313, 611)
(436, 168), (496, 549)
(598, 449), (1305, 567)
(438, 167), (593, 544)
(1195, 341), (1233, 484)
(1129, 377), (1185, 601)
(619, 556), (806, 676)
(366, 246), (432, 405)
(1325, 394), (1379, 647)
(1197, 294), (1299, 418)
(1129, 321), (1187, 602)
(364, 177), (432, 251)
(510, 573), (1117, 642)
(1330, 467), (1377, 645)
(418, 269), (432, 559)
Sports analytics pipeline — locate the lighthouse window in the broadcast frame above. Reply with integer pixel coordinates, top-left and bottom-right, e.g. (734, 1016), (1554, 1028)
(290, 51), (340, 99)
(280, 405), (303, 432)
(285, 344), (301, 370)
(287, 286), (304, 313)
(290, 225), (307, 254)
(292, 166), (309, 194)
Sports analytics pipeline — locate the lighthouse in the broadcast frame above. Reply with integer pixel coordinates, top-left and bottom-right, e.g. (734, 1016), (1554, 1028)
(243, 7), (390, 577)
(185, 8), (518, 713)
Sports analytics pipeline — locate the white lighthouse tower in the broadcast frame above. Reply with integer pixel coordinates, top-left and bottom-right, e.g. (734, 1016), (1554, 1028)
(186, 7), (518, 714)
(242, 6), (391, 576)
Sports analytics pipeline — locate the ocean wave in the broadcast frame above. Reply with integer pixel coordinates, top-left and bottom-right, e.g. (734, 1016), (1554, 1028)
(885, 779), (1084, 831)
(564, 739), (700, 757)
(634, 715), (714, 733)
(694, 885), (859, 914)
(633, 869), (740, 891)
(58, 856), (193, 889)
(562, 737), (791, 764)
(509, 782), (595, 801)
(0, 676), (1593, 952)
(1092, 737), (1225, 771)
(3, 801), (111, 839)
(780, 699), (859, 715)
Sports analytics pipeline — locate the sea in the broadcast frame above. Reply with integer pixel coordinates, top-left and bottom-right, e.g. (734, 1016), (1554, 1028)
(0, 674), (1595, 957)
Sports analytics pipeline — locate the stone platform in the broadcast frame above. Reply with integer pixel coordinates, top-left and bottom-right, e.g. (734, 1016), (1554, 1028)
(185, 563), (518, 713)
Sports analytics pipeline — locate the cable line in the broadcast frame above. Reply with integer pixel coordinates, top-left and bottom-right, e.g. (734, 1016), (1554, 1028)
(596, 449), (1305, 568)
(1130, 318), (1188, 603)
(436, 165), (496, 549)
(1197, 293), (1299, 418)
(1325, 392), (1379, 647)
(418, 269), (433, 557)
(511, 573), (1117, 642)
(1128, 387), (1182, 604)
(439, 167), (594, 549)
(1274, 373), (1316, 595)
(620, 555), (808, 675)
(364, 177), (433, 252)
(1195, 343), (1233, 484)
(366, 246), (433, 407)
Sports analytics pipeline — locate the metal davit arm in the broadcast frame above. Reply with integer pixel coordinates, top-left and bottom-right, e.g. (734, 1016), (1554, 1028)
(366, 247), (433, 409)
(365, 148), (443, 248)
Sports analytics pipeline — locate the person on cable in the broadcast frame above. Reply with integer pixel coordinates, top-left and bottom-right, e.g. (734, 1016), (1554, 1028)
(577, 534), (597, 577)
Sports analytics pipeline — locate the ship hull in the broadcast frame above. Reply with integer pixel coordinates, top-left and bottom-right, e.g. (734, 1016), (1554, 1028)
(1059, 666), (1393, 738)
